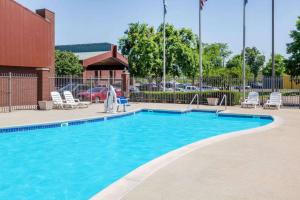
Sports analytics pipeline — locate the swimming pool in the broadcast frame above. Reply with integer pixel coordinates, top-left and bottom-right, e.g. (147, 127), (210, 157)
(0, 110), (272, 199)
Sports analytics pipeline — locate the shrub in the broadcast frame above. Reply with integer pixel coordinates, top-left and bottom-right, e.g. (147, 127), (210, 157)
(130, 91), (242, 106)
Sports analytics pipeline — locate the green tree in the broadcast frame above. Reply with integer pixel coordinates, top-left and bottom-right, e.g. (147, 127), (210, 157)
(159, 24), (180, 77)
(226, 55), (243, 69)
(120, 23), (200, 81)
(223, 54), (253, 79)
(245, 47), (265, 82)
(119, 23), (159, 78)
(55, 50), (83, 76)
(219, 43), (232, 67)
(157, 24), (198, 78)
(203, 43), (223, 68)
(262, 54), (286, 76)
(201, 43), (231, 76)
(286, 16), (300, 78)
(174, 28), (199, 83)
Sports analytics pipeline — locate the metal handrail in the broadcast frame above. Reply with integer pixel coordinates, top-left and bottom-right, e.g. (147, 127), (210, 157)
(216, 94), (227, 115)
(187, 94), (199, 110)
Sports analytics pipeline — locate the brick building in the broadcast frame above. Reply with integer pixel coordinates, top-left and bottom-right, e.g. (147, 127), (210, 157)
(0, 1), (130, 111)
(55, 43), (129, 79)
(0, 0), (55, 106)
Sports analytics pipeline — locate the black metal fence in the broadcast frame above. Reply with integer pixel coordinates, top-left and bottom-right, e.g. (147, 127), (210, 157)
(1, 74), (299, 112)
(0, 74), (123, 113)
(49, 76), (123, 103)
(130, 76), (300, 108)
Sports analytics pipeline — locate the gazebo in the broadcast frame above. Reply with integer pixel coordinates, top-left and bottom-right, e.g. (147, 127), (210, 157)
(55, 43), (128, 79)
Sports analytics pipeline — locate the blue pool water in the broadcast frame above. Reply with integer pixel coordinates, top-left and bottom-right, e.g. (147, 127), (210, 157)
(0, 111), (272, 200)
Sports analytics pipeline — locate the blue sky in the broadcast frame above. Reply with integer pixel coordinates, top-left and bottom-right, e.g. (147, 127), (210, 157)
(17, 0), (300, 58)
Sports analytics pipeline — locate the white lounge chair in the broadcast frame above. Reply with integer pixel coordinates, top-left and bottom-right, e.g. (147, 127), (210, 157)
(51, 91), (68, 109)
(241, 92), (260, 108)
(264, 92), (282, 109)
(63, 91), (90, 108)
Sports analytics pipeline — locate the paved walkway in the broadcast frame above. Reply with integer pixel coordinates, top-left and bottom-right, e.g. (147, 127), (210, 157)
(122, 106), (300, 200)
(1, 104), (300, 200)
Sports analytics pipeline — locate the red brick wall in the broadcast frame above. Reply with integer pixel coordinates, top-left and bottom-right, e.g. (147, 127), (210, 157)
(0, 1), (55, 107)
(0, 0), (55, 71)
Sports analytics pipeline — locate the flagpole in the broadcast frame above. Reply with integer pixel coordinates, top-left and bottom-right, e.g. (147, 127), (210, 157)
(242, 0), (246, 101)
(199, 1), (203, 92)
(271, 0), (275, 91)
(163, 0), (166, 92)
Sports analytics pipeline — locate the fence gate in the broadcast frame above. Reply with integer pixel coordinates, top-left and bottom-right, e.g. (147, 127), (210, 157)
(0, 73), (38, 113)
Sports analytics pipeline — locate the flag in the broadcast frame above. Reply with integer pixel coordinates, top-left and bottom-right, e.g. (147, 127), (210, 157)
(244, 0), (248, 5)
(200, 0), (207, 9)
(163, 0), (167, 15)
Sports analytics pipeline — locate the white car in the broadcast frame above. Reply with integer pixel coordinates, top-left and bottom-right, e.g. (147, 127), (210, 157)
(185, 86), (199, 92)
(200, 86), (220, 91)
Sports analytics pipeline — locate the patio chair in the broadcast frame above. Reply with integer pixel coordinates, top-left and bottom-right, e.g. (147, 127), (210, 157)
(117, 96), (129, 112)
(51, 91), (68, 109)
(264, 92), (282, 109)
(63, 91), (90, 108)
(241, 92), (260, 108)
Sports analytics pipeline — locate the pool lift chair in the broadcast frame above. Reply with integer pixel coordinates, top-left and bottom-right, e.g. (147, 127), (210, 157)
(104, 85), (129, 113)
(117, 96), (129, 112)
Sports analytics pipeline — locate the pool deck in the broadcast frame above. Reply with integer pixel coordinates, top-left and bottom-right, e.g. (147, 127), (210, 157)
(1, 103), (300, 200)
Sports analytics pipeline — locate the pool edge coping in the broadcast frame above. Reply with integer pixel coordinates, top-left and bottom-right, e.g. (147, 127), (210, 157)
(0, 108), (272, 133)
(90, 110), (280, 200)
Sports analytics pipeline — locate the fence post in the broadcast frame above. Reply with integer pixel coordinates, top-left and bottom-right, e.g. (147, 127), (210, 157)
(225, 94), (227, 110)
(90, 76), (93, 103)
(299, 88), (300, 109)
(8, 72), (12, 112)
(69, 75), (73, 95)
(197, 94), (199, 109)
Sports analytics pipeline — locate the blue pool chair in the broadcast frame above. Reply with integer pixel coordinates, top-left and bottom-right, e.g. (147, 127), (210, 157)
(117, 96), (129, 112)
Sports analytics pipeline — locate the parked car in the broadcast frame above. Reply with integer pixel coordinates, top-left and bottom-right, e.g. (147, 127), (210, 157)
(129, 86), (140, 93)
(233, 85), (251, 91)
(250, 82), (263, 89)
(77, 87), (122, 103)
(200, 86), (220, 91)
(139, 83), (160, 91)
(58, 84), (90, 98)
(185, 86), (199, 92)
(166, 88), (175, 92)
(175, 83), (186, 91)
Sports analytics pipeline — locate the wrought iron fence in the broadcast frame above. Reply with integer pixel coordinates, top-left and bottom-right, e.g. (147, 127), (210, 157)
(0, 74), (123, 112)
(1, 73), (299, 112)
(49, 76), (123, 103)
(130, 76), (300, 108)
(0, 73), (38, 112)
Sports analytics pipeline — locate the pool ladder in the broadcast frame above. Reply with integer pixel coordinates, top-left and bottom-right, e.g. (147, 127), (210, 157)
(187, 94), (199, 110)
(216, 94), (227, 115)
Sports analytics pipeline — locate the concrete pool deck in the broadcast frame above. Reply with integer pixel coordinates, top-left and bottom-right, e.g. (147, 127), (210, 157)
(1, 103), (300, 200)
